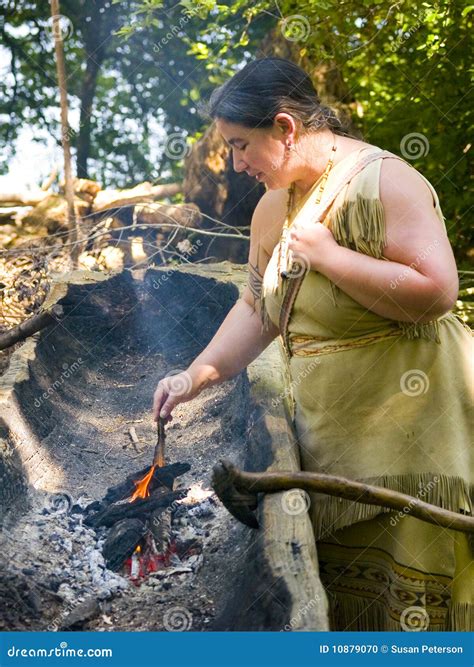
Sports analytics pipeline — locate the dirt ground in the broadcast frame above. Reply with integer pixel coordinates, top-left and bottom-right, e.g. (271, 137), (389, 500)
(0, 270), (258, 632)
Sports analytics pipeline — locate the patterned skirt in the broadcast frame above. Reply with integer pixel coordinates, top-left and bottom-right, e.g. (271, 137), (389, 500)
(317, 513), (473, 631)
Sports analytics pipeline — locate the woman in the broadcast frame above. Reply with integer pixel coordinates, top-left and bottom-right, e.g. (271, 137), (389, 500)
(153, 58), (472, 631)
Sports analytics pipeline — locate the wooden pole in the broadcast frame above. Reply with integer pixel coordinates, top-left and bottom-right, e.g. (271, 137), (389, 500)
(50, 1), (79, 265)
(0, 305), (63, 351)
(213, 461), (474, 534)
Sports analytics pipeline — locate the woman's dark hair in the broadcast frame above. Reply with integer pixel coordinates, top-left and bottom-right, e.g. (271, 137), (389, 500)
(203, 57), (350, 136)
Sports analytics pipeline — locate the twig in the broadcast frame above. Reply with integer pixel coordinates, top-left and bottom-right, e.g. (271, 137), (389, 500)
(1, 222), (249, 257)
(128, 426), (140, 454)
(0, 304), (63, 351)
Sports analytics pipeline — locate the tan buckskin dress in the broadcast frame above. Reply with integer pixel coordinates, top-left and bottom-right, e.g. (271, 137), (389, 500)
(261, 146), (473, 631)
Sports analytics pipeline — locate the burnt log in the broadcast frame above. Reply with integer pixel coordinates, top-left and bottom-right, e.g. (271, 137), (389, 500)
(85, 488), (188, 529)
(102, 518), (147, 571)
(102, 462), (190, 505)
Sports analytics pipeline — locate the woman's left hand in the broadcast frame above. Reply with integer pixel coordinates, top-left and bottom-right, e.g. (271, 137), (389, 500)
(287, 222), (339, 272)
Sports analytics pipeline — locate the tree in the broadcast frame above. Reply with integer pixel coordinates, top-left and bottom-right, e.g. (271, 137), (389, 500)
(1, 1), (471, 261)
(0, 0), (226, 184)
(125, 0), (473, 263)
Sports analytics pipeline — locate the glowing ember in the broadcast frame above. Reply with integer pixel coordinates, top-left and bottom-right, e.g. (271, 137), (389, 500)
(129, 465), (155, 503)
(178, 482), (213, 505)
(125, 540), (178, 586)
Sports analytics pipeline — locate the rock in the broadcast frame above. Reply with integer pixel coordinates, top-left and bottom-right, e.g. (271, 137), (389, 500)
(57, 583), (76, 604)
(59, 596), (101, 630)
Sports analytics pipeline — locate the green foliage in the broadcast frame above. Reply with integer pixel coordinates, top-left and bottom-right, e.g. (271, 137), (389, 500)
(0, 0), (222, 185)
(0, 0), (471, 261)
(128, 0), (472, 261)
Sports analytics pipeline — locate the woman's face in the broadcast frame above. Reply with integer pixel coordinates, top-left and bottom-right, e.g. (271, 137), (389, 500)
(215, 118), (290, 189)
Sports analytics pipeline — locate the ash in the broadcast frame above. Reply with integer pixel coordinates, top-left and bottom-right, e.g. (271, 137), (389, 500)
(0, 489), (129, 631)
(0, 378), (250, 632)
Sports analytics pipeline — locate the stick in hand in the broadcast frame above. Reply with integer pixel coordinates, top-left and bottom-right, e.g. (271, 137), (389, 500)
(152, 417), (166, 468)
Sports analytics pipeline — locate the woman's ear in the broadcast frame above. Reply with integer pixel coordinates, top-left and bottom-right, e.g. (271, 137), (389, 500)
(274, 112), (297, 142)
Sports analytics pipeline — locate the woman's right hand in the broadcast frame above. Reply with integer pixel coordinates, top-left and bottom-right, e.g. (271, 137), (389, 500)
(152, 369), (201, 422)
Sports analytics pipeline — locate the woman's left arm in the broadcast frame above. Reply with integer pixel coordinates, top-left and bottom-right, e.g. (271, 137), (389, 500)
(288, 159), (459, 323)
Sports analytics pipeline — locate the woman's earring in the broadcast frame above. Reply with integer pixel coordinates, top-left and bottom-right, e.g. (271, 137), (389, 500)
(286, 141), (294, 152)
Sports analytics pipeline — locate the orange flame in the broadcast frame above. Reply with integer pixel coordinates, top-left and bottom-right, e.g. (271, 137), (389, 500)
(129, 465), (156, 503)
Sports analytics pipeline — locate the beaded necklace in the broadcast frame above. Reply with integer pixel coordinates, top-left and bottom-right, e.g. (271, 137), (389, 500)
(277, 142), (337, 279)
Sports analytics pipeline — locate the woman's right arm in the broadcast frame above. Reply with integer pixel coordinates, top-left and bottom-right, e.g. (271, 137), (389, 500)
(153, 190), (283, 421)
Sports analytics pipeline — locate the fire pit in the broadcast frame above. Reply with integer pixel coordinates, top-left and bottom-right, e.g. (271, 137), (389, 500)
(0, 265), (329, 632)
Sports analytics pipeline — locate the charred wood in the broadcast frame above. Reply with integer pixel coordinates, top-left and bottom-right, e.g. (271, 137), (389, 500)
(102, 462), (190, 505)
(102, 518), (147, 572)
(85, 488), (188, 529)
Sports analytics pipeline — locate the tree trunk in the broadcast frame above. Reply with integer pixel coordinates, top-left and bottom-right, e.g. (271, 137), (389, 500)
(50, 0), (79, 264)
(76, 58), (102, 178)
(76, 0), (120, 178)
(183, 124), (263, 263)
